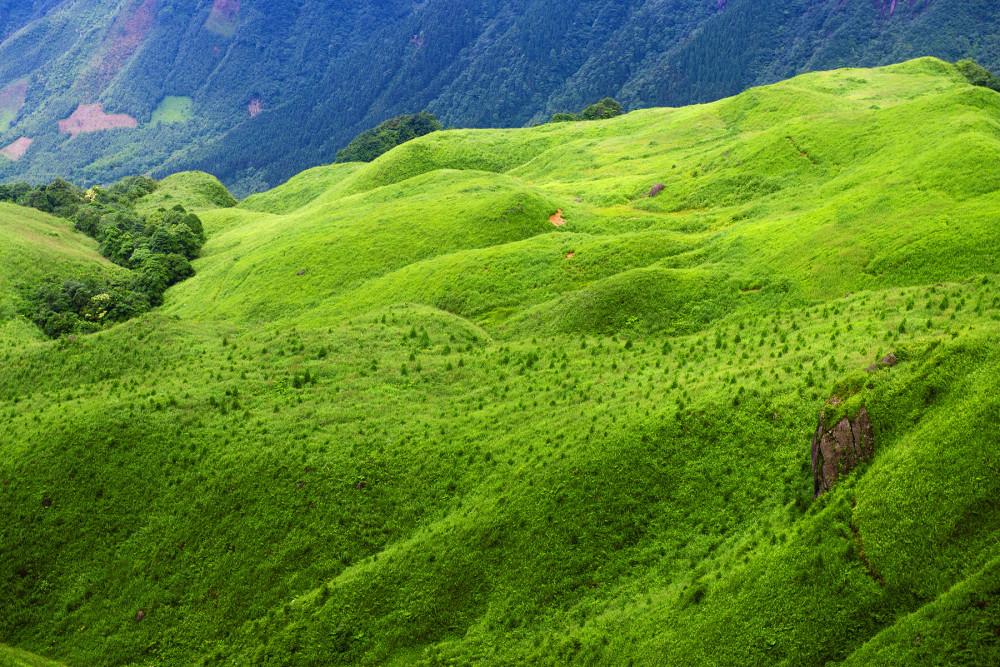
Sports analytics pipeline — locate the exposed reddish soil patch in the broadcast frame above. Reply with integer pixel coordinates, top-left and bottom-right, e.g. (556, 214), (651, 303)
(566, 252), (575, 259)
(0, 81), (27, 114)
(248, 97), (263, 117)
(1, 137), (32, 161)
(59, 103), (138, 136)
(549, 209), (566, 227)
(82, 0), (157, 99)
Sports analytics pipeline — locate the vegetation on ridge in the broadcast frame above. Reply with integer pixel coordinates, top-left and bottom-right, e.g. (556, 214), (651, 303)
(549, 97), (624, 123)
(956, 58), (1000, 92)
(335, 112), (443, 164)
(1, 174), (216, 338)
(1, 58), (1000, 665)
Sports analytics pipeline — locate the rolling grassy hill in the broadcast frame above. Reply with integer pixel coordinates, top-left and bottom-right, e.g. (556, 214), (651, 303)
(1, 58), (1000, 665)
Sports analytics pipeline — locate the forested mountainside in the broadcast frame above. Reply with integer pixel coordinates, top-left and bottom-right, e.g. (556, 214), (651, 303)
(2, 57), (1000, 665)
(0, 0), (998, 195)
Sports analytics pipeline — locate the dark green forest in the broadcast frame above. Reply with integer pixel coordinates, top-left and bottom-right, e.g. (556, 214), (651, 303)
(0, 0), (998, 195)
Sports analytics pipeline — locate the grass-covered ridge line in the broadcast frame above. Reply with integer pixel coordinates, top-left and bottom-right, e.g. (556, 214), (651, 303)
(2, 58), (1000, 665)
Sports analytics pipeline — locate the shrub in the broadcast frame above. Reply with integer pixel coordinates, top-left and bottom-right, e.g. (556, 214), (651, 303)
(335, 111), (442, 163)
(956, 59), (1000, 92)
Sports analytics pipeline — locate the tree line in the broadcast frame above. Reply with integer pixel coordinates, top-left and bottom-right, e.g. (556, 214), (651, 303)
(549, 97), (624, 123)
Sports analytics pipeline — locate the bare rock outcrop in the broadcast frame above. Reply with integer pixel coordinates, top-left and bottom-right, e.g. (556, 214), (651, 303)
(811, 405), (874, 497)
(866, 352), (897, 373)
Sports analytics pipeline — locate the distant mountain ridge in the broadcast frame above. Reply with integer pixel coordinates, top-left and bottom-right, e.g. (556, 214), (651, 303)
(0, 0), (997, 195)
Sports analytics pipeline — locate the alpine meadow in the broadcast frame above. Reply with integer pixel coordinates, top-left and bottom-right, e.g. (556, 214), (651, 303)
(2, 54), (1000, 665)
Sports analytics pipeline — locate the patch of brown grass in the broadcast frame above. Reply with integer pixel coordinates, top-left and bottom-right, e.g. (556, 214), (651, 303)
(0, 81), (27, 114)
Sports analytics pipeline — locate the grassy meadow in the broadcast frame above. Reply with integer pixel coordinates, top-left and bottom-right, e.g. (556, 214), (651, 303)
(150, 98), (194, 127)
(0, 644), (66, 667)
(1, 57), (1000, 665)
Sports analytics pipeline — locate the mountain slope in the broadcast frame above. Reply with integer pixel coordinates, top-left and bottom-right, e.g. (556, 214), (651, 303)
(1, 59), (1000, 665)
(0, 0), (998, 195)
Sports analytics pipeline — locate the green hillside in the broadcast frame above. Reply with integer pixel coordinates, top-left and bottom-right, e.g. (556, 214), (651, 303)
(132, 171), (237, 217)
(0, 644), (66, 667)
(2, 58), (1000, 666)
(0, 202), (126, 342)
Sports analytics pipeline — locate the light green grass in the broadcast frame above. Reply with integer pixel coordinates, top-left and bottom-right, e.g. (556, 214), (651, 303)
(133, 170), (237, 216)
(0, 645), (65, 667)
(240, 163), (364, 215)
(151, 96), (193, 125)
(168, 57), (1000, 330)
(2, 58), (1000, 666)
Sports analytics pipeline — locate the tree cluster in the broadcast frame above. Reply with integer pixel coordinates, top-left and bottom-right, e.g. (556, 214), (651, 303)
(549, 98), (624, 123)
(334, 111), (443, 163)
(956, 59), (1000, 93)
(1, 175), (205, 338)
